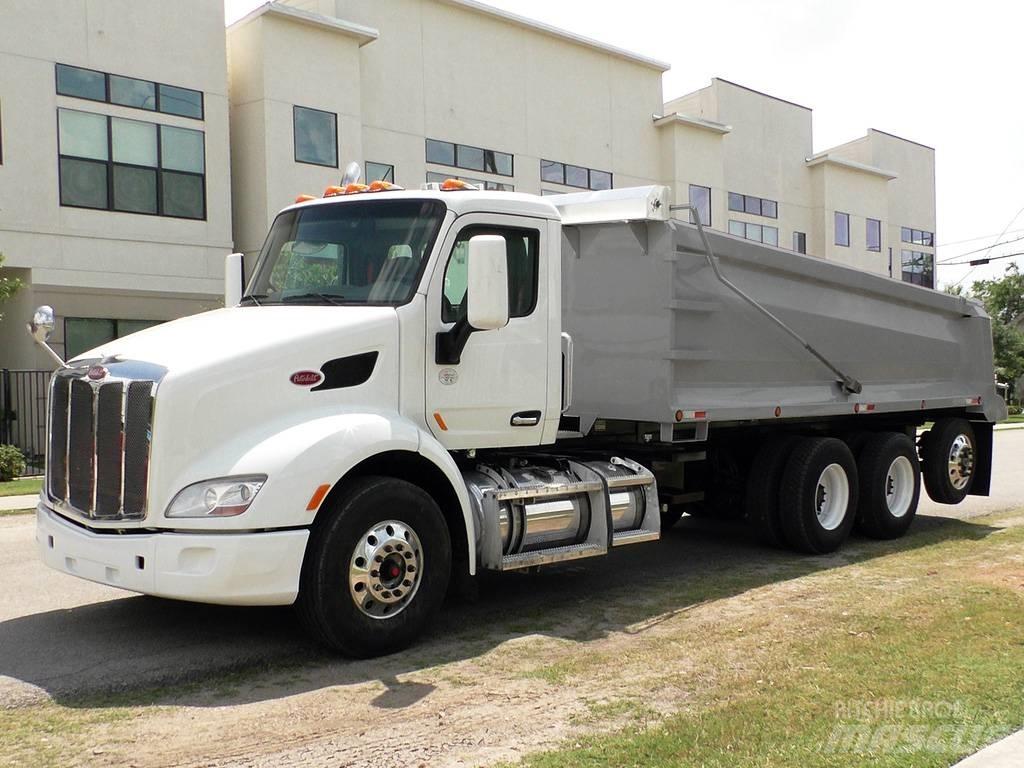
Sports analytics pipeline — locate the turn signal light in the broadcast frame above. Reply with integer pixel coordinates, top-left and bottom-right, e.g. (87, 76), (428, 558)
(295, 194), (316, 203)
(324, 185), (345, 197)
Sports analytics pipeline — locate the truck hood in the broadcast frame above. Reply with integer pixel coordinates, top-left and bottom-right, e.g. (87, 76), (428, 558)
(81, 305), (397, 376)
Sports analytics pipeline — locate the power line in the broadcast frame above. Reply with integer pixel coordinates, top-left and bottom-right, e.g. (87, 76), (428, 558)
(938, 233), (1024, 264)
(937, 227), (1024, 248)
(941, 251), (1023, 267)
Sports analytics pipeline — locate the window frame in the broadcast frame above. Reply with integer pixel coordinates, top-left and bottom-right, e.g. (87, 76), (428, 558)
(866, 217), (882, 252)
(834, 211), (851, 247)
(440, 224), (540, 324)
(793, 231), (807, 254)
(728, 191), (778, 219)
(292, 105), (339, 168)
(538, 158), (612, 191)
(55, 63), (204, 121)
(56, 108), (207, 220)
(64, 316), (162, 359)
(427, 138), (514, 178)
(688, 184), (712, 227)
(365, 161), (395, 183)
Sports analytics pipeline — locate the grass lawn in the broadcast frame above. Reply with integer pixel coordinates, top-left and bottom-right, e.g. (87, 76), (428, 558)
(1005, 413), (1024, 424)
(0, 476), (42, 497)
(517, 511), (1024, 768)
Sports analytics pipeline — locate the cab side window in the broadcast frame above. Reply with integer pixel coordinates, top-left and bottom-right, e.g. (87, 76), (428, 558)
(442, 226), (539, 323)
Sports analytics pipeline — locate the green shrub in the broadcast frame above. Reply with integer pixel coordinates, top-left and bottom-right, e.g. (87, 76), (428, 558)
(0, 445), (27, 482)
(1008, 405), (1022, 416)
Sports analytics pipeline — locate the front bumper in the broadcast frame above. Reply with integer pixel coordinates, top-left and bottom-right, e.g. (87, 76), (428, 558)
(35, 504), (309, 606)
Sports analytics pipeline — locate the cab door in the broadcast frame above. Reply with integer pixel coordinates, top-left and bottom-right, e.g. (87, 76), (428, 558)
(424, 213), (549, 449)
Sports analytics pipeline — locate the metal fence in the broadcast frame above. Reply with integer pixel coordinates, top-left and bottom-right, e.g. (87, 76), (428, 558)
(0, 369), (51, 476)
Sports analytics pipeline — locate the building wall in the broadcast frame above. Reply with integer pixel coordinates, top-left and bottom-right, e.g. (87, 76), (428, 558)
(0, 0), (232, 369)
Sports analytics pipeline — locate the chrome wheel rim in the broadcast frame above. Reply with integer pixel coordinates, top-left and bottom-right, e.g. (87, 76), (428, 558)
(815, 463), (849, 531)
(349, 520), (423, 620)
(885, 456), (915, 518)
(947, 434), (975, 491)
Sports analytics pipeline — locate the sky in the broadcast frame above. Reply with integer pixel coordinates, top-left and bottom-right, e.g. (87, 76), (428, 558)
(224, 0), (1024, 290)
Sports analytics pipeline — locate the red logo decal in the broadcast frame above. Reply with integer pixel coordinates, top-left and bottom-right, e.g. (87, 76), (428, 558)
(87, 365), (108, 381)
(290, 370), (322, 387)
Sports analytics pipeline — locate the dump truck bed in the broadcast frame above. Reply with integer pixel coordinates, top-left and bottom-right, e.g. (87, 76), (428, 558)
(559, 214), (1004, 435)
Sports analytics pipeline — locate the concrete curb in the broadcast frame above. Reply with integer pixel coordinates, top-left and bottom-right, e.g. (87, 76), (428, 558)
(952, 729), (1024, 767)
(0, 494), (39, 512)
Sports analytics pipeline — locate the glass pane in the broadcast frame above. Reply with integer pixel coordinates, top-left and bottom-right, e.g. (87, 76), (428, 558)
(493, 151), (513, 176)
(161, 125), (205, 173)
(728, 192), (744, 212)
(484, 181), (514, 191)
(565, 165), (588, 188)
(444, 227), (538, 322)
(745, 222), (762, 241)
(58, 109), (108, 160)
(763, 226), (779, 246)
(589, 170), (612, 190)
(762, 199), (778, 218)
(901, 227), (912, 243)
(866, 218), (881, 251)
(744, 195), (761, 215)
(426, 172), (449, 184)
(158, 83), (203, 119)
(922, 231), (934, 247)
(912, 229), (923, 245)
(688, 184), (710, 226)
(113, 165), (157, 214)
(365, 162), (394, 183)
(56, 65), (106, 101)
(425, 139), (455, 166)
(110, 75), (156, 110)
(835, 212), (850, 246)
(117, 319), (160, 337)
(59, 158), (108, 209)
(112, 118), (157, 166)
(457, 144), (484, 172)
(443, 241), (469, 322)
(728, 220), (745, 237)
(65, 318), (116, 359)
(793, 231), (806, 253)
(540, 160), (563, 184)
(293, 107), (336, 167)
(161, 171), (204, 219)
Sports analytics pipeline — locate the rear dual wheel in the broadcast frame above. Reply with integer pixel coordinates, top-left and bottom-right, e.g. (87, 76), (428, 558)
(855, 432), (921, 539)
(778, 437), (859, 554)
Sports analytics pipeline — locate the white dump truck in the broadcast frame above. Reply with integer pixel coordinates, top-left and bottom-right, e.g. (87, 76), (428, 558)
(30, 178), (1005, 657)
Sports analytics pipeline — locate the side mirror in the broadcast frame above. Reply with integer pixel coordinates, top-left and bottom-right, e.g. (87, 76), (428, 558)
(225, 253), (244, 307)
(29, 305), (55, 343)
(466, 235), (509, 331)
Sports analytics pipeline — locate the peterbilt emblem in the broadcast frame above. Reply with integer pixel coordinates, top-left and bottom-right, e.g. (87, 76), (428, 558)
(290, 370), (323, 387)
(87, 365), (108, 381)
(438, 368), (458, 386)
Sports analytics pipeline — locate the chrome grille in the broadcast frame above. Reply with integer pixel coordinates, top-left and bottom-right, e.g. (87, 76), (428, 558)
(47, 371), (155, 521)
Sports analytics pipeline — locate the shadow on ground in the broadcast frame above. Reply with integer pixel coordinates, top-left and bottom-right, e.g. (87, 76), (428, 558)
(0, 512), (1001, 710)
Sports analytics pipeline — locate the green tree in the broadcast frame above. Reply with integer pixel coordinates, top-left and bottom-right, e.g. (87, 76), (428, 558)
(970, 264), (1024, 399)
(0, 252), (24, 321)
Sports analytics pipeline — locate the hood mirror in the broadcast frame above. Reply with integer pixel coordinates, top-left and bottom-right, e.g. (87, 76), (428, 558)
(26, 305), (66, 368)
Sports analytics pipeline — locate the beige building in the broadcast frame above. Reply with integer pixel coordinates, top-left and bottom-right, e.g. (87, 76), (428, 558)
(0, 0), (937, 375)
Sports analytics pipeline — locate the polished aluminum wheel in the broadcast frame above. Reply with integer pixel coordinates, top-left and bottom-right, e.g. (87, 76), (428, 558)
(348, 520), (423, 619)
(885, 455), (916, 518)
(947, 433), (975, 491)
(815, 463), (849, 531)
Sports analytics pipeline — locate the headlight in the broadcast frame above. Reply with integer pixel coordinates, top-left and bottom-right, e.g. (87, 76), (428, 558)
(165, 476), (267, 518)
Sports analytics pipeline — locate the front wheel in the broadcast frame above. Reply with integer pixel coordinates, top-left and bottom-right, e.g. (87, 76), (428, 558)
(296, 476), (452, 657)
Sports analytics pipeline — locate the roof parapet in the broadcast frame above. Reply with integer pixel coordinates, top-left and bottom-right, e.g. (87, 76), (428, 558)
(229, 2), (379, 47)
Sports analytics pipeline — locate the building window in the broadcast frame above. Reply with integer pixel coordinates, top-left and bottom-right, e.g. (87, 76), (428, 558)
(901, 250), (934, 288)
(55, 64), (203, 120)
(58, 108), (206, 219)
(426, 172), (513, 192)
(729, 219), (778, 246)
(901, 226), (934, 247)
(728, 192), (777, 219)
(793, 231), (807, 254)
(688, 184), (711, 227)
(442, 226), (539, 323)
(366, 162), (395, 183)
(65, 317), (161, 359)
(293, 106), (337, 168)
(427, 139), (513, 177)
(540, 159), (612, 191)
(835, 211), (850, 247)
(866, 218), (881, 252)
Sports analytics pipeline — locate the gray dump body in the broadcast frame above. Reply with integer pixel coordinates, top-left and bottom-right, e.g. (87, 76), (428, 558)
(560, 217), (1005, 435)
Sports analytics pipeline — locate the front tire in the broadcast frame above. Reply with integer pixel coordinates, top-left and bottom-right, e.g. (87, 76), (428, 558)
(779, 437), (858, 554)
(296, 476), (452, 657)
(856, 432), (921, 539)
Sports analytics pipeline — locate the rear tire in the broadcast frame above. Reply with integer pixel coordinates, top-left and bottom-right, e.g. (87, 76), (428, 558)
(921, 418), (976, 504)
(779, 437), (858, 554)
(745, 435), (801, 548)
(296, 476), (451, 657)
(856, 432), (920, 539)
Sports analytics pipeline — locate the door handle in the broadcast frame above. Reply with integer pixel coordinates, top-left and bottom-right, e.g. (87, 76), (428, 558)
(510, 410), (542, 427)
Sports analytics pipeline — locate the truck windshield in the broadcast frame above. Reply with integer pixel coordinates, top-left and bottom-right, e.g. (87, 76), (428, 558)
(245, 199), (447, 306)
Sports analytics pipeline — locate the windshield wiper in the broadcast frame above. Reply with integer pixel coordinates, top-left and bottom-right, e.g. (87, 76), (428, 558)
(240, 294), (266, 306)
(281, 292), (346, 306)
